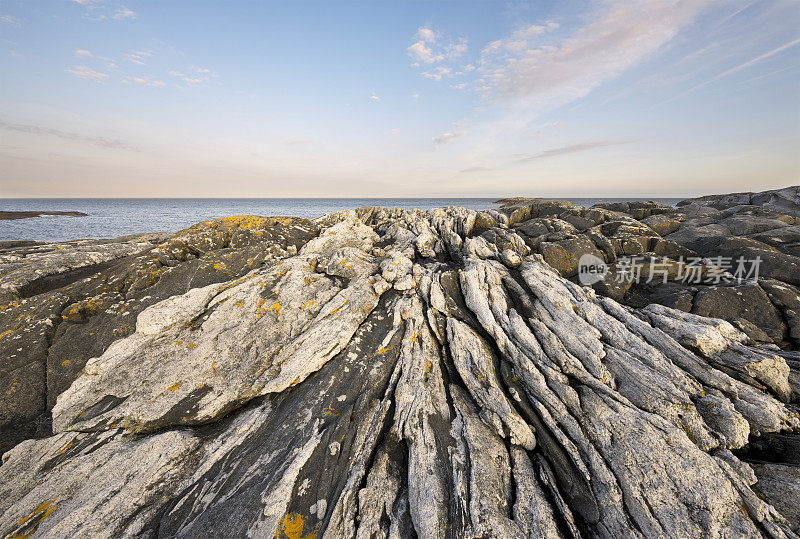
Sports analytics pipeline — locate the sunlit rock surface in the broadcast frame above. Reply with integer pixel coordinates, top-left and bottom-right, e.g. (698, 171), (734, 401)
(0, 195), (798, 537)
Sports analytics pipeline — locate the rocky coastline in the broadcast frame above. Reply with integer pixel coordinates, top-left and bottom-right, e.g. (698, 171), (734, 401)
(0, 186), (798, 537)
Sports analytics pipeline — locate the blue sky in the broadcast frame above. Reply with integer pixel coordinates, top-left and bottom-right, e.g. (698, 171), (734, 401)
(0, 0), (798, 197)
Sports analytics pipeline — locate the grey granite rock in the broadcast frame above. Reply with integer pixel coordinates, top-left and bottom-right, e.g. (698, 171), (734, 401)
(0, 198), (799, 538)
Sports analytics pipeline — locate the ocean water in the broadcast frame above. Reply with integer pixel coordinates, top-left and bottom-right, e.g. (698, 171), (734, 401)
(0, 198), (682, 243)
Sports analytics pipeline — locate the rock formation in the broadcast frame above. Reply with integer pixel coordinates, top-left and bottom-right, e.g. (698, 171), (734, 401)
(0, 190), (798, 537)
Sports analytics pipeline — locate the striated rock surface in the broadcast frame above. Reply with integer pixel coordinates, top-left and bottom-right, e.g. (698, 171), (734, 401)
(0, 196), (798, 537)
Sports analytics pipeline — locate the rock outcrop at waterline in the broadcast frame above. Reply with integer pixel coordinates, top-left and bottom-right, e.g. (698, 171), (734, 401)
(0, 193), (798, 537)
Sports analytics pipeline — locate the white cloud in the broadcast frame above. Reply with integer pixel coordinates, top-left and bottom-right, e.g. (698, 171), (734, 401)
(75, 49), (93, 57)
(411, 93), (420, 99)
(408, 40), (442, 64)
(113, 6), (136, 20)
(416, 27), (436, 43)
(370, 94), (380, 101)
(433, 130), (466, 145)
(66, 66), (109, 83)
(448, 39), (467, 58)
(407, 27), (467, 65)
(422, 66), (452, 81)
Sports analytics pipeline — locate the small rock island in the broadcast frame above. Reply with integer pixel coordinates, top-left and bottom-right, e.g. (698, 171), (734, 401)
(0, 211), (88, 220)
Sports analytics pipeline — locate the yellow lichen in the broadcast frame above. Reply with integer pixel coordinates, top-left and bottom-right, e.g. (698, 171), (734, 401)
(275, 512), (317, 539)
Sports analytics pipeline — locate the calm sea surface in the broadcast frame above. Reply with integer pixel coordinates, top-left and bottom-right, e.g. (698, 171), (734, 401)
(0, 198), (682, 242)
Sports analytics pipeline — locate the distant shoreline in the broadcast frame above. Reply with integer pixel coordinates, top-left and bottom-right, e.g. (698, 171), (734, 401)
(0, 210), (88, 220)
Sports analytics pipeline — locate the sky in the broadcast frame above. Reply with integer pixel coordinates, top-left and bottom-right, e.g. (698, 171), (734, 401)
(0, 0), (798, 198)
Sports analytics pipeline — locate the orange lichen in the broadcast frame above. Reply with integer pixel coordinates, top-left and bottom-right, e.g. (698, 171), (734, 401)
(56, 441), (74, 455)
(167, 383), (181, 391)
(275, 512), (317, 539)
(13, 500), (57, 538)
(376, 344), (397, 355)
(322, 404), (339, 417)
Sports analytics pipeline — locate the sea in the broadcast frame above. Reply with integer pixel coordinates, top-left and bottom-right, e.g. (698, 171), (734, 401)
(0, 198), (682, 243)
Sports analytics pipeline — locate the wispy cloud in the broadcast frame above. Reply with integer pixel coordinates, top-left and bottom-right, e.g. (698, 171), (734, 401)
(72, 1), (137, 21)
(0, 120), (133, 150)
(129, 76), (165, 87)
(458, 140), (625, 173)
(480, 22), (558, 57)
(514, 140), (626, 163)
(665, 36), (800, 102)
(476, 0), (714, 108)
(459, 166), (489, 173)
(370, 94), (380, 101)
(284, 139), (313, 146)
(66, 65), (109, 83)
(124, 50), (151, 65)
(169, 66), (217, 86)
(433, 130), (466, 145)
(73, 48), (118, 68)
(113, 6), (135, 19)
(0, 14), (20, 26)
